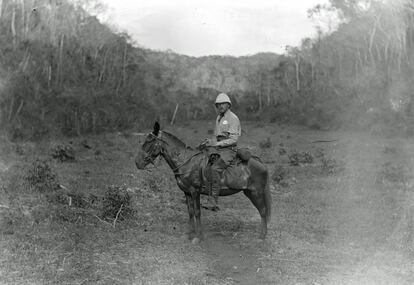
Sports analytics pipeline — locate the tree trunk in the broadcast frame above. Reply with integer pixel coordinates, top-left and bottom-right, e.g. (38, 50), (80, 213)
(368, 16), (380, 68)
(8, 96), (15, 122)
(11, 5), (16, 48)
(47, 64), (52, 90)
(294, 57), (300, 91)
(357, 49), (364, 71)
(266, 80), (271, 106)
(258, 91), (263, 113)
(170, 104), (179, 125)
(354, 58), (358, 79)
(310, 61), (314, 85)
(375, 43), (382, 62)
(92, 112), (97, 133)
(20, 0), (25, 39)
(384, 39), (390, 63)
(12, 100), (24, 123)
(122, 42), (127, 86)
(338, 52), (343, 81)
(56, 34), (64, 87)
(75, 111), (81, 136)
(21, 48), (30, 72)
(50, 1), (56, 45)
(0, 0), (3, 19)
(98, 49), (108, 83)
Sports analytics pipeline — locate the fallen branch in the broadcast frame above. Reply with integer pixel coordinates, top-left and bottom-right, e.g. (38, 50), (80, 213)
(170, 103), (179, 125)
(94, 215), (112, 226)
(311, 139), (338, 143)
(113, 204), (124, 228)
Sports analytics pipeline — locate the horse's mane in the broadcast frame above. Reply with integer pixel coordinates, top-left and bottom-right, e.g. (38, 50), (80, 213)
(162, 131), (193, 150)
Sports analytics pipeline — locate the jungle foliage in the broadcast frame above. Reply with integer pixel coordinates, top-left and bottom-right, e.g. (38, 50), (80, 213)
(1, 0), (414, 139)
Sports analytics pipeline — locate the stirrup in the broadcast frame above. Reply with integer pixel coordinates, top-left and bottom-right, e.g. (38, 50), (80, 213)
(202, 196), (220, 211)
(202, 203), (220, 211)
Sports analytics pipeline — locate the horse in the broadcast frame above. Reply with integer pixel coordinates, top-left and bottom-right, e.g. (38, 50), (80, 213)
(135, 122), (271, 244)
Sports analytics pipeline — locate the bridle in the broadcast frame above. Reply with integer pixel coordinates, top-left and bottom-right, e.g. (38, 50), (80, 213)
(142, 133), (167, 166)
(141, 132), (201, 176)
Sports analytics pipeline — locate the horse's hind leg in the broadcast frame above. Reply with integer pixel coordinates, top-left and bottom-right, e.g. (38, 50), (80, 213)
(243, 190), (268, 239)
(184, 193), (195, 239)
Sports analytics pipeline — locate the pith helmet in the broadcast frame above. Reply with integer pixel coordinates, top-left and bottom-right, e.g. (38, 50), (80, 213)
(215, 93), (231, 106)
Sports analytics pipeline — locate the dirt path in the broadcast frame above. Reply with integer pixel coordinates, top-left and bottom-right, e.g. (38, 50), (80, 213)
(202, 232), (264, 285)
(208, 131), (414, 285)
(315, 134), (414, 284)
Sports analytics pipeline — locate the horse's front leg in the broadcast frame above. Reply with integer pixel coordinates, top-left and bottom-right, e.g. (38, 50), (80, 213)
(191, 190), (203, 244)
(184, 193), (195, 240)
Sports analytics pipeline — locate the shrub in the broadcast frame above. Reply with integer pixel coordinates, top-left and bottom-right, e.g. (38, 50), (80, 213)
(259, 137), (272, 149)
(102, 185), (135, 220)
(321, 157), (344, 175)
(25, 159), (60, 192)
(46, 190), (89, 208)
(272, 164), (287, 184)
(289, 151), (313, 166)
(51, 144), (75, 162)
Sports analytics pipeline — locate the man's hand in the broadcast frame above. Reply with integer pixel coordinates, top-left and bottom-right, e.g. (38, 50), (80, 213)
(198, 138), (216, 150)
(205, 138), (217, 147)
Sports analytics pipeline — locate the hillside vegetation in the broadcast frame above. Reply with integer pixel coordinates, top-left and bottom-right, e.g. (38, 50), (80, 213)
(0, 0), (281, 140)
(1, 0), (414, 140)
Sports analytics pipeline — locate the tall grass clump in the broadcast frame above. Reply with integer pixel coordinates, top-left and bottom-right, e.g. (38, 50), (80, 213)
(102, 185), (135, 221)
(25, 159), (60, 192)
(51, 144), (75, 162)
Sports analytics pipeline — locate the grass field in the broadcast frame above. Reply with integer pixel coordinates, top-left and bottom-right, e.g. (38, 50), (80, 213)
(1, 121), (414, 284)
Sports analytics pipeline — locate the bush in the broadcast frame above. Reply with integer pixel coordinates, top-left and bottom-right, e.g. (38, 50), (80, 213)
(289, 151), (313, 166)
(259, 137), (272, 149)
(321, 157), (344, 175)
(25, 159), (60, 192)
(272, 164), (287, 184)
(102, 185), (135, 220)
(51, 144), (75, 162)
(46, 190), (89, 208)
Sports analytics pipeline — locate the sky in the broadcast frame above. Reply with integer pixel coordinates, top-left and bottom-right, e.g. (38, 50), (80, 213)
(99, 0), (331, 57)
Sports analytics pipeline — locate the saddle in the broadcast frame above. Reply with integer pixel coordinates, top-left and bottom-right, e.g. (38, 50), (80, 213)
(200, 147), (254, 190)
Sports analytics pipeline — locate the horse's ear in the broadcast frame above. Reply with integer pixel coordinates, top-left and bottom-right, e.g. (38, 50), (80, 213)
(153, 121), (160, 136)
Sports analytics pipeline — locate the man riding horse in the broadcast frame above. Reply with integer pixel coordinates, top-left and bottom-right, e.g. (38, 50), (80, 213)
(202, 92), (241, 211)
(135, 100), (271, 240)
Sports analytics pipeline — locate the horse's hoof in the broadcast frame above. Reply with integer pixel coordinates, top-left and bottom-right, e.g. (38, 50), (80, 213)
(191, 237), (201, 245)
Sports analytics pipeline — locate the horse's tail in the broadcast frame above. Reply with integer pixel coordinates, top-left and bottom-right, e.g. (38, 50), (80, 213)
(263, 169), (272, 222)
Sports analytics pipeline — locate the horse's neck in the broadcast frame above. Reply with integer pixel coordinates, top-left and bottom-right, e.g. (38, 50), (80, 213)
(160, 132), (200, 173)
(162, 144), (189, 171)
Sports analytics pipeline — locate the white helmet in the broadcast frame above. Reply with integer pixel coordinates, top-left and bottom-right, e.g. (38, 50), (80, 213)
(215, 93), (231, 106)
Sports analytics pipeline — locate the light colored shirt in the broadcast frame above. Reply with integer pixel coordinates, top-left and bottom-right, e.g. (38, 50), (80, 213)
(214, 109), (241, 147)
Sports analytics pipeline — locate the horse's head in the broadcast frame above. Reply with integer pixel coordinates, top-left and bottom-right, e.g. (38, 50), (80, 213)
(135, 122), (166, 170)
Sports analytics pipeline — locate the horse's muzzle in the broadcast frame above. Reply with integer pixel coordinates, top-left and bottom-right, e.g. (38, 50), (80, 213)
(135, 150), (149, 170)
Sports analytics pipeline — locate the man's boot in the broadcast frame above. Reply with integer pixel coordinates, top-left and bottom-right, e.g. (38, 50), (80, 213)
(204, 167), (221, 211)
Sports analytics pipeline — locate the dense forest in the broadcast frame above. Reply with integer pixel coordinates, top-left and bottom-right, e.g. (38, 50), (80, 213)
(0, 0), (414, 140)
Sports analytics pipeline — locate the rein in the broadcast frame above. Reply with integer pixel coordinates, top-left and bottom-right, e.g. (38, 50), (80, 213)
(170, 151), (202, 175)
(144, 132), (203, 177)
